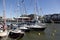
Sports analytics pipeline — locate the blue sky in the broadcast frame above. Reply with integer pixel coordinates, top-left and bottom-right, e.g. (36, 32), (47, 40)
(0, 0), (60, 18)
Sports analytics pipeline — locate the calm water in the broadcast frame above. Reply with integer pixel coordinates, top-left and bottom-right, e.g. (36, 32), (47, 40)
(0, 23), (60, 40)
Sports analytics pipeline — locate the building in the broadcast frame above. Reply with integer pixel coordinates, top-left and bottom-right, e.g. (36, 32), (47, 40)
(43, 14), (60, 23)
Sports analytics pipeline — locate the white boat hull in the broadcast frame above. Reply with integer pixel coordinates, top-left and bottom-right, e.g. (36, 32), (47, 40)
(20, 27), (30, 32)
(29, 28), (46, 31)
(8, 30), (24, 39)
(0, 30), (8, 37)
(28, 25), (46, 31)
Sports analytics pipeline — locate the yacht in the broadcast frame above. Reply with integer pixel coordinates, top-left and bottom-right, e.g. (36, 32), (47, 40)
(8, 28), (24, 39)
(0, 23), (8, 38)
(19, 24), (30, 32)
(26, 20), (46, 31)
(28, 24), (46, 31)
(0, 29), (8, 38)
(0, 0), (8, 38)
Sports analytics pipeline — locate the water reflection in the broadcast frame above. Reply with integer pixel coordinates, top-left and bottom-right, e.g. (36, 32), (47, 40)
(20, 31), (47, 40)
(0, 37), (8, 40)
(45, 23), (60, 40)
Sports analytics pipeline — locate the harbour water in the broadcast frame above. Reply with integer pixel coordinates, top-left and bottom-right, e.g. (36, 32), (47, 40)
(0, 23), (60, 40)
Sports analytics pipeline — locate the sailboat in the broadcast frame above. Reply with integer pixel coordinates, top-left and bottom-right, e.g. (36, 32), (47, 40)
(8, 16), (25, 39)
(0, 29), (8, 37)
(26, 0), (46, 31)
(0, 22), (8, 37)
(8, 0), (24, 39)
(17, 0), (30, 32)
(19, 24), (30, 32)
(0, 0), (8, 37)
(8, 28), (24, 39)
(18, 17), (30, 32)
(25, 16), (46, 31)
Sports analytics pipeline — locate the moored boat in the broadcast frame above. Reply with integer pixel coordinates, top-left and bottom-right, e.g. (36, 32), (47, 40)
(0, 0), (8, 38)
(26, 20), (46, 31)
(28, 24), (46, 31)
(0, 30), (8, 38)
(19, 24), (30, 32)
(8, 29), (24, 39)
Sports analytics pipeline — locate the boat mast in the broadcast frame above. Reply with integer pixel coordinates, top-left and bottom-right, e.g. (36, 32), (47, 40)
(21, 0), (27, 22)
(3, 0), (7, 29)
(34, 0), (39, 21)
(21, 0), (27, 15)
(16, 0), (20, 24)
(10, 5), (12, 23)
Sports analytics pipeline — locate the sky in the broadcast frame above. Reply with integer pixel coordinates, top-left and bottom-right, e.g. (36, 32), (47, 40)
(0, 0), (60, 18)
